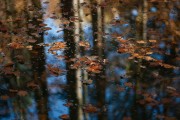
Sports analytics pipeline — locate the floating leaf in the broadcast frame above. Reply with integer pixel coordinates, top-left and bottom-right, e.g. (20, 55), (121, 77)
(83, 104), (98, 113)
(0, 95), (9, 100)
(47, 64), (66, 76)
(7, 42), (24, 49)
(17, 90), (28, 96)
(59, 114), (69, 120)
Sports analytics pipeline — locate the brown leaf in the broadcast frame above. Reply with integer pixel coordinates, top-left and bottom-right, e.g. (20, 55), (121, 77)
(1, 95), (9, 100)
(17, 90), (28, 96)
(63, 102), (73, 107)
(47, 64), (66, 76)
(7, 42), (24, 49)
(49, 42), (66, 51)
(59, 114), (69, 120)
(124, 82), (133, 87)
(78, 41), (90, 49)
(83, 104), (98, 113)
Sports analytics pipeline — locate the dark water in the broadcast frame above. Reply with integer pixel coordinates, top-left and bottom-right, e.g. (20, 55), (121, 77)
(0, 0), (180, 120)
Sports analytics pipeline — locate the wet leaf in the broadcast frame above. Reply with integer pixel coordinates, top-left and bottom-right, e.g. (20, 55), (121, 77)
(78, 41), (90, 49)
(0, 95), (9, 100)
(59, 114), (69, 120)
(124, 82), (133, 88)
(63, 102), (73, 107)
(47, 64), (66, 76)
(17, 90), (28, 96)
(48, 42), (66, 51)
(26, 45), (33, 50)
(136, 41), (147, 44)
(83, 104), (98, 113)
(7, 42), (24, 49)
(26, 39), (37, 43)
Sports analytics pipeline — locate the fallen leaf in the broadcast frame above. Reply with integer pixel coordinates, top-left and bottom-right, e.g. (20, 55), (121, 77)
(83, 104), (98, 113)
(59, 114), (69, 120)
(17, 90), (28, 96)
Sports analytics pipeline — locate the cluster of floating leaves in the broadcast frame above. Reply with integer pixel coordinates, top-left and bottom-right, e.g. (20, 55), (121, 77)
(116, 37), (179, 69)
(0, 0), (179, 119)
(69, 56), (107, 74)
(0, 61), (39, 98)
(115, 34), (179, 118)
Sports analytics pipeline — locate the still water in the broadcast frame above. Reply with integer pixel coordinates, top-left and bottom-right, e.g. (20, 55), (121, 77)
(0, 0), (180, 120)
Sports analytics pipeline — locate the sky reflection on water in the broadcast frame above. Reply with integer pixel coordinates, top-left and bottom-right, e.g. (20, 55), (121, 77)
(0, 0), (180, 120)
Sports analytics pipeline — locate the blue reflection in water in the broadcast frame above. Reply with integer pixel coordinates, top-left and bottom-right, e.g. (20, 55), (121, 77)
(131, 9), (138, 16)
(43, 17), (68, 120)
(150, 7), (157, 12)
(26, 98), (39, 120)
(0, 99), (15, 120)
(82, 23), (94, 48)
(104, 22), (135, 120)
(82, 22), (98, 120)
(169, 8), (178, 21)
(150, 53), (164, 60)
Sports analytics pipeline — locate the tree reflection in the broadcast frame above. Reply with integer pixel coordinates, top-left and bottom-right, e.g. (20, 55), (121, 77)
(0, 0), (179, 120)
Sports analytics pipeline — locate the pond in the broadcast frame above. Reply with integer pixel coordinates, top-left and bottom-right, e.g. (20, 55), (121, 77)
(0, 0), (180, 120)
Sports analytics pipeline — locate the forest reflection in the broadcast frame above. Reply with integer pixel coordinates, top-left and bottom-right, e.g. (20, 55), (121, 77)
(0, 0), (180, 120)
